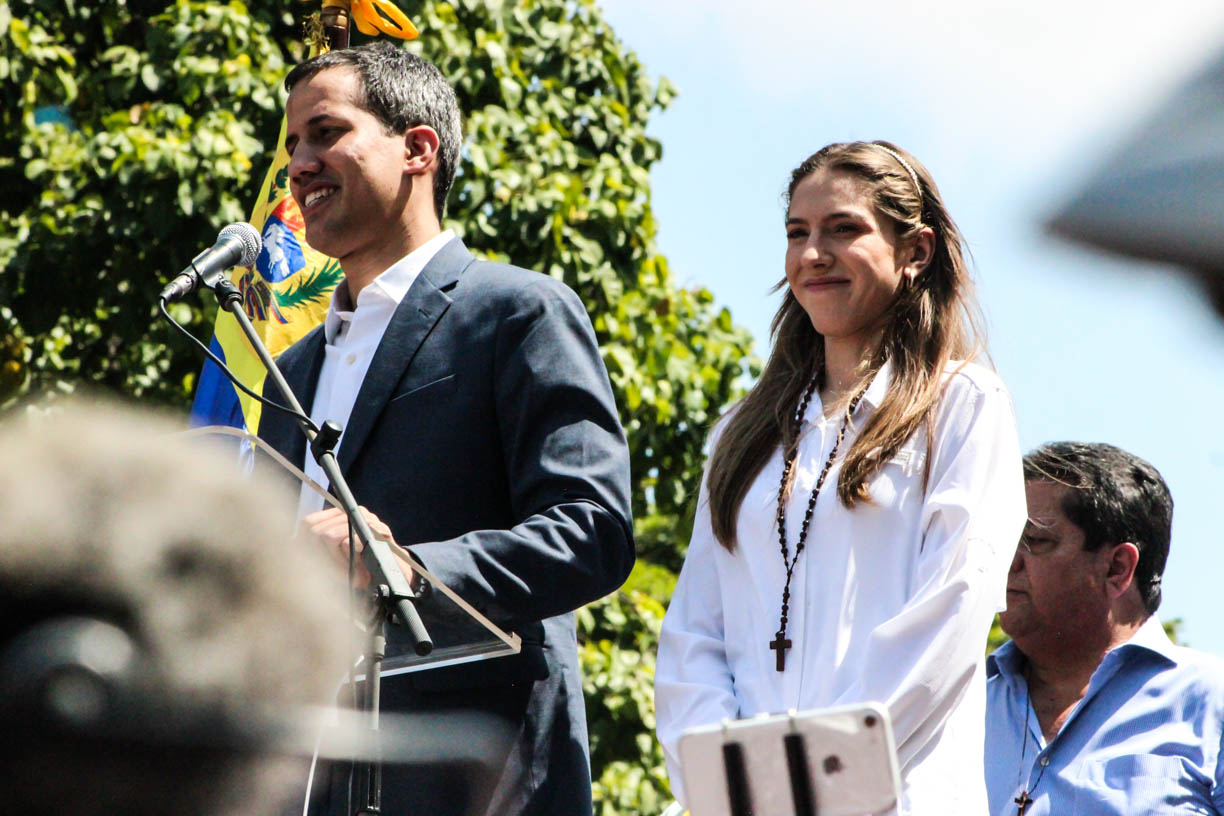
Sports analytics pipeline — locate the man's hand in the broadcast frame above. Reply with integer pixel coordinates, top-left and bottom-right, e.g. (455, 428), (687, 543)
(302, 506), (411, 587)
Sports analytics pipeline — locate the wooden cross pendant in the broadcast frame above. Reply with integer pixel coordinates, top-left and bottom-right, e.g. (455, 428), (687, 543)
(769, 633), (792, 672)
(1014, 790), (1033, 816)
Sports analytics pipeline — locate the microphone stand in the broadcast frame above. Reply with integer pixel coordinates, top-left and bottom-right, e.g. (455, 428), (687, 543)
(208, 277), (432, 815)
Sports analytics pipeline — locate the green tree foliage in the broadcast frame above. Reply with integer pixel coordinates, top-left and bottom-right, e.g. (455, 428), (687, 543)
(987, 614), (1008, 654)
(2, 1), (756, 812)
(578, 562), (674, 815)
(1, 1), (291, 401)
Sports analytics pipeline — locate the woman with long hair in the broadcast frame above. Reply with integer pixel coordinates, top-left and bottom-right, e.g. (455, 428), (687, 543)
(655, 141), (1026, 814)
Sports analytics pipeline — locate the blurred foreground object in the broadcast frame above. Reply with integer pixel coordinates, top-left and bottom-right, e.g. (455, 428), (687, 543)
(1049, 48), (1224, 317)
(0, 399), (349, 815)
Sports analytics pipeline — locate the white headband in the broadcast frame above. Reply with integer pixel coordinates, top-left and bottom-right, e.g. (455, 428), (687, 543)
(872, 144), (922, 200)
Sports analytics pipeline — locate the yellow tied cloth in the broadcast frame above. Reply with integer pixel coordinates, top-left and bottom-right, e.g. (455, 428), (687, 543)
(351, 0), (418, 38)
(302, 0), (419, 40)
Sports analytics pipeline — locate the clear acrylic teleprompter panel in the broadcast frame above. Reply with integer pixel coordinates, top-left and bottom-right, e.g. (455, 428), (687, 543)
(182, 425), (521, 675)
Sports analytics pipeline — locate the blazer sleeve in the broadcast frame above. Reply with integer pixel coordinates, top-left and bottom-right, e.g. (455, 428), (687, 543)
(406, 276), (635, 624)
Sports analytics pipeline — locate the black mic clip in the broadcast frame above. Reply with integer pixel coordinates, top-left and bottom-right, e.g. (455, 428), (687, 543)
(310, 420), (343, 463)
(212, 276), (242, 309)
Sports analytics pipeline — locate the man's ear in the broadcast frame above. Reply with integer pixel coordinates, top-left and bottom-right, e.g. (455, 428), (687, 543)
(403, 125), (440, 176)
(1103, 542), (1140, 599)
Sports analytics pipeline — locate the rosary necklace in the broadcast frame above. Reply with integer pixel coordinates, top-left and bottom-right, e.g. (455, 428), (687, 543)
(769, 374), (869, 673)
(1014, 665), (1048, 815)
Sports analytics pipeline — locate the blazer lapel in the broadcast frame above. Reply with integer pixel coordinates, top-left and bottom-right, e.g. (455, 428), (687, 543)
(336, 238), (472, 475)
(264, 325), (326, 470)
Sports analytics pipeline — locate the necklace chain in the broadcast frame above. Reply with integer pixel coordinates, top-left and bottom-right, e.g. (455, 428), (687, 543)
(770, 374), (868, 672)
(1015, 662), (1048, 814)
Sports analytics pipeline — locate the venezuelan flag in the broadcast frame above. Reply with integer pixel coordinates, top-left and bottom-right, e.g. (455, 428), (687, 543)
(189, 116), (342, 432)
(190, 2), (418, 431)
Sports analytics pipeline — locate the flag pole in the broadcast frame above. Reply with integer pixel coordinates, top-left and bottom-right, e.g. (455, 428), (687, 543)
(320, 0), (352, 50)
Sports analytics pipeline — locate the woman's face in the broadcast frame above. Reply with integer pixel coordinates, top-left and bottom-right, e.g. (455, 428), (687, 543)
(784, 169), (915, 354)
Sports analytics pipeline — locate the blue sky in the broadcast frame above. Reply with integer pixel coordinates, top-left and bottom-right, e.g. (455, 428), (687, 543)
(599, 0), (1224, 653)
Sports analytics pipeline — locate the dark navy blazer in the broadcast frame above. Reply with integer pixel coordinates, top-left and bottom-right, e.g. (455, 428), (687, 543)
(259, 237), (635, 816)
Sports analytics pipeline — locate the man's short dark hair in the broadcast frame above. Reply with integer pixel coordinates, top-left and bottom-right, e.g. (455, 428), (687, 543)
(1023, 442), (1172, 615)
(285, 42), (462, 219)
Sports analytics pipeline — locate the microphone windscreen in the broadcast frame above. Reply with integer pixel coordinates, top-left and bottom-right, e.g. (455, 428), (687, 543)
(219, 222), (262, 268)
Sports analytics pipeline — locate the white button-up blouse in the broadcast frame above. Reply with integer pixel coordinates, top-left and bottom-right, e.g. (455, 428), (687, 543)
(655, 360), (1026, 815)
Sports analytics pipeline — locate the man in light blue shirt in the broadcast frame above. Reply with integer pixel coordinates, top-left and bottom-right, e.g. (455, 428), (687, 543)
(985, 441), (1224, 815)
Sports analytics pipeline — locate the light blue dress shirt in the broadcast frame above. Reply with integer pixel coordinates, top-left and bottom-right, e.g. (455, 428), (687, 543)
(985, 616), (1224, 815)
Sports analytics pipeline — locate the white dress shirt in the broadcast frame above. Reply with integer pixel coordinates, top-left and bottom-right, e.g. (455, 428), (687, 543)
(655, 360), (1026, 815)
(295, 230), (455, 522)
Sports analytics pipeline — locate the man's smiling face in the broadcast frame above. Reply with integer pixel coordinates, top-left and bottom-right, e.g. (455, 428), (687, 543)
(284, 66), (410, 264)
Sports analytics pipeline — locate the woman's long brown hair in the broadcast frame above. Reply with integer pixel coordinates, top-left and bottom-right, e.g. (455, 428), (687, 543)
(705, 141), (985, 551)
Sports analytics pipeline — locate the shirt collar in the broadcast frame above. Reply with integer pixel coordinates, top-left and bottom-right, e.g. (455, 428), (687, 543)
(801, 359), (893, 426)
(986, 615), (1177, 680)
(322, 229), (455, 343)
(859, 358), (892, 411)
(1107, 614), (1179, 666)
(858, 358), (983, 411)
(986, 638), (1024, 680)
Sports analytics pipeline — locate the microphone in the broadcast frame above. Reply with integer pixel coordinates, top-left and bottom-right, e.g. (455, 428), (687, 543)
(159, 222), (262, 302)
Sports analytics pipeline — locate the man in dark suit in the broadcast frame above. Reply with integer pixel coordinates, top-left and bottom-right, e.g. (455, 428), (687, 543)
(258, 42), (635, 815)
